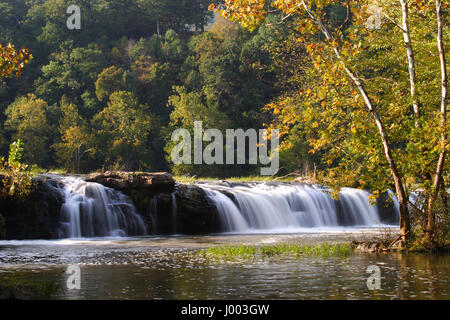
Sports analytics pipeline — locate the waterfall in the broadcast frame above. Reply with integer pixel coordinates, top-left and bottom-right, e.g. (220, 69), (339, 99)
(338, 188), (380, 226)
(58, 177), (147, 238)
(203, 189), (249, 232)
(52, 174), (397, 238)
(200, 183), (393, 233)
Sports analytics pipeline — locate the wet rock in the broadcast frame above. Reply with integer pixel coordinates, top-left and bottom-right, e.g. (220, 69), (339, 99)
(144, 193), (174, 234)
(175, 184), (221, 234)
(83, 172), (221, 235)
(86, 171), (175, 194)
(376, 192), (400, 224)
(85, 172), (176, 227)
(128, 183), (221, 235)
(0, 178), (63, 240)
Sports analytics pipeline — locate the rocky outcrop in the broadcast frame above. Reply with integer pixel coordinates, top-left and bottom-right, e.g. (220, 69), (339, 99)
(86, 171), (175, 194)
(0, 172), (221, 239)
(125, 184), (221, 235)
(0, 178), (63, 240)
(86, 172), (219, 234)
(86, 172), (177, 231)
(376, 192), (400, 224)
(175, 185), (221, 234)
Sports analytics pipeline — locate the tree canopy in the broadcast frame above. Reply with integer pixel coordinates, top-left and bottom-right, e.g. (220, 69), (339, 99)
(210, 0), (448, 245)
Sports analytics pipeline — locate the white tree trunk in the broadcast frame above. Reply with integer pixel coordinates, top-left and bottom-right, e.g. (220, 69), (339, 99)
(400, 0), (420, 126)
(301, 0), (411, 241)
(426, 0), (448, 242)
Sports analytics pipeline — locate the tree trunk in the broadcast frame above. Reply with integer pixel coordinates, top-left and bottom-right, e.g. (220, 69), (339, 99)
(425, 0), (447, 244)
(76, 146), (81, 174)
(400, 0), (420, 126)
(301, 0), (411, 241)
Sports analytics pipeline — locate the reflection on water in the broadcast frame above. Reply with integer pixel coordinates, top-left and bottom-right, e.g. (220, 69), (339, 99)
(0, 231), (448, 300)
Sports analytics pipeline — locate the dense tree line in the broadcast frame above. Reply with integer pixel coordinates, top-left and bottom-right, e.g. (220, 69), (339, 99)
(1, 1), (349, 177)
(0, 0), (297, 176)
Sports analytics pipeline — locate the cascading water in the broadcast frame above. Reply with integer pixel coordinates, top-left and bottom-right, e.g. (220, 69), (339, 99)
(51, 174), (398, 238)
(203, 189), (249, 232)
(58, 177), (147, 238)
(200, 183), (395, 233)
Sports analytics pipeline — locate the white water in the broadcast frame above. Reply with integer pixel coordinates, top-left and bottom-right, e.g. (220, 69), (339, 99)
(54, 176), (397, 238)
(203, 189), (249, 232)
(58, 177), (147, 238)
(200, 183), (393, 233)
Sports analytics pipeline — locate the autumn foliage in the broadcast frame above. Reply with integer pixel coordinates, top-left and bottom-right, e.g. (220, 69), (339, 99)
(210, 0), (448, 246)
(0, 43), (33, 78)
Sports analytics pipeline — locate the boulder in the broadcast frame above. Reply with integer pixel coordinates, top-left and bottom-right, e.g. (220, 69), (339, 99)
(132, 184), (221, 235)
(175, 184), (221, 234)
(0, 178), (63, 240)
(86, 171), (175, 194)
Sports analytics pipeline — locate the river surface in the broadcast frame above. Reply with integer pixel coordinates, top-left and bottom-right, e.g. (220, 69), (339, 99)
(0, 228), (448, 300)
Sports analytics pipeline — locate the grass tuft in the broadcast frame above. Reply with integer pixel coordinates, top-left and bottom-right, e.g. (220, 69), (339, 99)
(200, 243), (354, 261)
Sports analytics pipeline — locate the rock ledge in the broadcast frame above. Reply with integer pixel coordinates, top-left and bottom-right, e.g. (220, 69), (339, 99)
(86, 171), (175, 194)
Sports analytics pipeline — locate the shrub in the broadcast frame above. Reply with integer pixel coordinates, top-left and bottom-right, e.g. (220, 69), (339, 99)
(0, 139), (35, 198)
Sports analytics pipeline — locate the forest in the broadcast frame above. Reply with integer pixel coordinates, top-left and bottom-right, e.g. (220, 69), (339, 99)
(0, 0), (448, 246)
(0, 0), (287, 177)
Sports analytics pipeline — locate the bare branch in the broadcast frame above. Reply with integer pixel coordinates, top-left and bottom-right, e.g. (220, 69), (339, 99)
(338, 0), (351, 30)
(382, 13), (407, 32)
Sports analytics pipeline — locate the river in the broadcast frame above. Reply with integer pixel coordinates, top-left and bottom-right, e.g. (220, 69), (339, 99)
(0, 230), (448, 299)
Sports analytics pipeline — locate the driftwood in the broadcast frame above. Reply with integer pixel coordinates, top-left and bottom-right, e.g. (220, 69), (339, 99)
(273, 170), (302, 180)
(386, 231), (410, 250)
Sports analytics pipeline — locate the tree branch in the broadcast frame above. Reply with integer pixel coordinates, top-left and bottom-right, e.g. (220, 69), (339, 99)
(382, 13), (406, 32)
